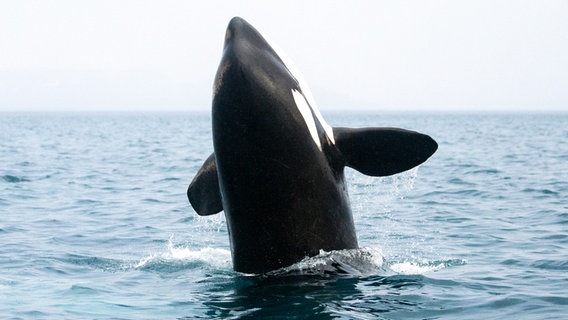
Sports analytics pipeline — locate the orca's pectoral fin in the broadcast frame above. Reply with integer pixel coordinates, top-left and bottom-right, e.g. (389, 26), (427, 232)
(333, 127), (438, 177)
(187, 153), (223, 216)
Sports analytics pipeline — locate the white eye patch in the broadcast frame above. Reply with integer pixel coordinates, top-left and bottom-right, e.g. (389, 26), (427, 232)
(292, 89), (321, 150)
(260, 31), (335, 148)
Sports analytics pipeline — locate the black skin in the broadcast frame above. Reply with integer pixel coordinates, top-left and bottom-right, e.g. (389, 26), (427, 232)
(188, 17), (438, 274)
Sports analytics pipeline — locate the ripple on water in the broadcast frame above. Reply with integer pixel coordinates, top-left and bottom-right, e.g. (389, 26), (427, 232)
(61, 254), (125, 272)
(2, 175), (30, 183)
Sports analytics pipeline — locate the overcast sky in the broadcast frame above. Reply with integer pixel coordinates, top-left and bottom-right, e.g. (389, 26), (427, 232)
(1, 1), (567, 112)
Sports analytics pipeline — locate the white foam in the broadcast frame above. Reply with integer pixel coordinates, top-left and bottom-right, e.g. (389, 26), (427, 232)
(135, 238), (231, 270)
(389, 260), (446, 275)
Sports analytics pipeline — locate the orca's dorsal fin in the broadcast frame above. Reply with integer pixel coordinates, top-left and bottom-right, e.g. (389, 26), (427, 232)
(333, 127), (438, 177)
(187, 153), (223, 216)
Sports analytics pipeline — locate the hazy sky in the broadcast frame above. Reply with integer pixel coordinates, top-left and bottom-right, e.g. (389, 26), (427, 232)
(1, 1), (567, 112)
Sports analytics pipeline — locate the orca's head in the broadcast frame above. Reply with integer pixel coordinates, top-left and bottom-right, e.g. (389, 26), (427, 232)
(212, 17), (335, 152)
(222, 17), (267, 57)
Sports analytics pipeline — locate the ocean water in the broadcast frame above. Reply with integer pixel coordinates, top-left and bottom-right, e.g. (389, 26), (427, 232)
(1, 111), (567, 319)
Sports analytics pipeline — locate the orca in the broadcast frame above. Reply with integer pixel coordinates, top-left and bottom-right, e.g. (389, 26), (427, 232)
(188, 17), (438, 274)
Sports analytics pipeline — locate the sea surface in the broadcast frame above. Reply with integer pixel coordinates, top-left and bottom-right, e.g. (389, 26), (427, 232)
(1, 111), (567, 319)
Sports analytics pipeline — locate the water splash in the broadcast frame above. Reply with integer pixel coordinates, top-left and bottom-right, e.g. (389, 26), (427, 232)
(135, 236), (231, 272)
(348, 167), (419, 217)
(389, 258), (467, 275)
(266, 247), (386, 277)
